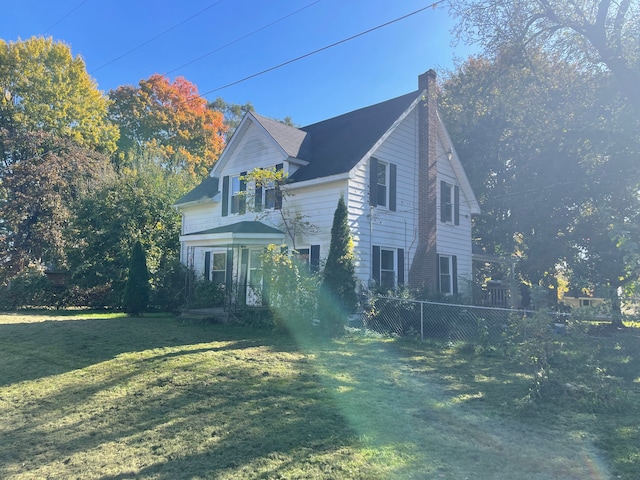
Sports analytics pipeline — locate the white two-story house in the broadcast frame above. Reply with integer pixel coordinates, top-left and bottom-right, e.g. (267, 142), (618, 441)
(175, 70), (480, 307)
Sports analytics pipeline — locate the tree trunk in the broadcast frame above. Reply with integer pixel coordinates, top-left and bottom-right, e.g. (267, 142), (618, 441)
(609, 286), (625, 329)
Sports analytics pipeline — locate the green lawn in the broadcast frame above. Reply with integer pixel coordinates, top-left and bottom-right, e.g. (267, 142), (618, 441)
(0, 311), (638, 479)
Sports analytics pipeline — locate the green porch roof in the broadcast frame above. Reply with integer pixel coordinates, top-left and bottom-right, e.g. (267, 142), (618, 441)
(184, 221), (285, 236)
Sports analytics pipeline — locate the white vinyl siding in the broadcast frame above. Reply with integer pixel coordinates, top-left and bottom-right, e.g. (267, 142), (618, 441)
(436, 137), (472, 292)
(349, 108), (417, 287)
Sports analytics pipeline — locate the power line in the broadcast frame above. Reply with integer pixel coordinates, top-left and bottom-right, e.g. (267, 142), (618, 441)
(199, 0), (447, 96)
(44, 0), (90, 33)
(164, 0), (323, 76)
(91, 0), (226, 74)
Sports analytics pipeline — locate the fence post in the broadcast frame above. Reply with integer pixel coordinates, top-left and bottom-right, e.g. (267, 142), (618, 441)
(420, 301), (424, 341)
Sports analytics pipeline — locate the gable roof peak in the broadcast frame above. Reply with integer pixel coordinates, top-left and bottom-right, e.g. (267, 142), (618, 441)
(250, 112), (310, 160)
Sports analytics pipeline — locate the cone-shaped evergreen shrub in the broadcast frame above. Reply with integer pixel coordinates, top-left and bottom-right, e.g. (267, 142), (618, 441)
(123, 241), (150, 316)
(319, 196), (358, 335)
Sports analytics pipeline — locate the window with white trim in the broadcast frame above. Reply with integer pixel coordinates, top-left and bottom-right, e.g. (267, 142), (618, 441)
(377, 161), (388, 208)
(440, 181), (460, 224)
(369, 158), (396, 211)
(230, 174), (244, 214)
(438, 254), (458, 295)
(372, 246), (404, 289)
(380, 248), (395, 289)
(212, 252), (226, 285)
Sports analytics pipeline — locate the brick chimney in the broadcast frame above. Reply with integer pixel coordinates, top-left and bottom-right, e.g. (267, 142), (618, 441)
(409, 69), (438, 293)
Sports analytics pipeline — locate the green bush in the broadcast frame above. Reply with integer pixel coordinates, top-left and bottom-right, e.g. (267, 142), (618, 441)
(260, 244), (320, 332)
(151, 259), (188, 313)
(0, 267), (55, 309)
(62, 284), (114, 308)
(190, 279), (225, 308)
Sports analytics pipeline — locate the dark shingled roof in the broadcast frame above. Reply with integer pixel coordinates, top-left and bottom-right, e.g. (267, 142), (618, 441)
(174, 176), (218, 206)
(291, 90), (419, 182)
(177, 90), (420, 207)
(252, 113), (311, 159)
(184, 221), (285, 236)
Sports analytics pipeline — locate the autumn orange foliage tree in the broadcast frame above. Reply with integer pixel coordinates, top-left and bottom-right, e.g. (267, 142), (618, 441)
(109, 74), (227, 179)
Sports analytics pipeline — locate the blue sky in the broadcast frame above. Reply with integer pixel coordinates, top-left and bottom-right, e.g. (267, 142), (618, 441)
(2, 0), (476, 126)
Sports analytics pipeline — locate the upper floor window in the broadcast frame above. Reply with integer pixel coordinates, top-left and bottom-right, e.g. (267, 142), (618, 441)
(222, 172), (246, 217)
(377, 161), (388, 207)
(230, 174), (244, 214)
(370, 157), (396, 211)
(253, 163), (284, 212)
(440, 181), (460, 225)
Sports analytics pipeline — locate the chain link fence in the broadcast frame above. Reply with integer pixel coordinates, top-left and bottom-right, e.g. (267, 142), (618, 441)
(360, 296), (546, 344)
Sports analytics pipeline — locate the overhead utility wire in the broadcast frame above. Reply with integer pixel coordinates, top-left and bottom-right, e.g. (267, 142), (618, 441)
(43, 0), (90, 33)
(91, 0), (226, 74)
(44, 0), (89, 33)
(165, 0), (323, 76)
(200, 0), (447, 96)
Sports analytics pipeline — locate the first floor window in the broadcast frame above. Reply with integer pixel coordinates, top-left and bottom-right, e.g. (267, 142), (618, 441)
(380, 248), (395, 289)
(295, 245), (320, 273)
(372, 246), (404, 289)
(438, 254), (458, 294)
(212, 252), (226, 285)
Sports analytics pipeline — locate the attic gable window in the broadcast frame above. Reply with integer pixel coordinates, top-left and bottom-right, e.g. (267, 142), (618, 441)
(369, 157), (396, 211)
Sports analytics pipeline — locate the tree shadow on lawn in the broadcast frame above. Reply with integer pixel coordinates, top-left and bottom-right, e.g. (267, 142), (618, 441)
(303, 333), (613, 479)
(0, 314), (278, 386)
(1, 323), (372, 479)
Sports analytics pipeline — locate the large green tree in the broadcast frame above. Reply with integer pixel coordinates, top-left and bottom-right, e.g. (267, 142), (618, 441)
(108, 74), (227, 179)
(0, 130), (114, 277)
(0, 37), (118, 152)
(448, 0), (640, 117)
(441, 53), (595, 282)
(441, 51), (640, 320)
(69, 158), (185, 305)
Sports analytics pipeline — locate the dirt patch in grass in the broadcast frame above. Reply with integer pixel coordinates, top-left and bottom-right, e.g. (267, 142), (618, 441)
(1, 311), (637, 478)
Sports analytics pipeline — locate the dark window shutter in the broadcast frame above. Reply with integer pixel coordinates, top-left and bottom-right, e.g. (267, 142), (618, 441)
(372, 245), (380, 284)
(452, 255), (458, 294)
(310, 245), (320, 273)
(440, 181), (447, 222)
(222, 176), (229, 217)
(225, 248), (234, 288)
(275, 163), (284, 210)
(389, 163), (397, 211)
(397, 248), (404, 286)
(369, 158), (378, 207)
(255, 185), (262, 211)
(436, 254), (441, 292)
(454, 186), (460, 225)
(239, 171), (247, 214)
(204, 251), (211, 281)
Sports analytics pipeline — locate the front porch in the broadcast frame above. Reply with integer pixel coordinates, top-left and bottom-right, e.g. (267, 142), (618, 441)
(180, 221), (287, 311)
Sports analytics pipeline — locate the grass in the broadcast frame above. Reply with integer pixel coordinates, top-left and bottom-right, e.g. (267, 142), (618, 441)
(0, 311), (638, 479)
